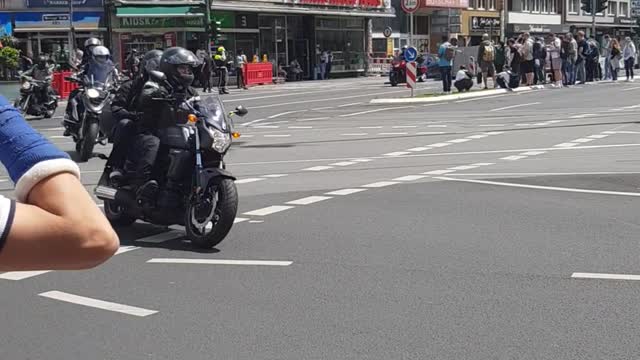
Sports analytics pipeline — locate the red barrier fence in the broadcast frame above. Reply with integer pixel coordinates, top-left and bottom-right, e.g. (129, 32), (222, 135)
(52, 71), (78, 99)
(244, 63), (272, 87)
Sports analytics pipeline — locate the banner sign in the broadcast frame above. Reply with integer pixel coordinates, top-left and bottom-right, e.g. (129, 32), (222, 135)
(27, 0), (103, 8)
(118, 17), (204, 29)
(287, 0), (389, 8)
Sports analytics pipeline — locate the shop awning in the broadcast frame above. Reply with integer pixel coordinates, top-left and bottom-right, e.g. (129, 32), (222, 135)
(13, 11), (103, 32)
(116, 6), (204, 18)
(211, 1), (395, 18)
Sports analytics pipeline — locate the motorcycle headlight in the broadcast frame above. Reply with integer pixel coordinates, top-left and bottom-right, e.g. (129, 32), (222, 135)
(86, 88), (100, 99)
(21, 82), (31, 90)
(208, 128), (231, 153)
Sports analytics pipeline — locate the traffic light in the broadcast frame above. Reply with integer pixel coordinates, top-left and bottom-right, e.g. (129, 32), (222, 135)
(595, 0), (608, 13)
(210, 20), (222, 41)
(580, 0), (591, 13)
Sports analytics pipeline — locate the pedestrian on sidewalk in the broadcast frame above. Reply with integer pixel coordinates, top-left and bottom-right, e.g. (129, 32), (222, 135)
(585, 37), (600, 82)
(438, 35), (455, 94)
(602, 35), (612, 80)
(236, 49), (248, 89)
(623, 37), (636, 82)
(533, 37), (547, 84)
(494, 41), (506, 73)
(519, 32), (535, 86)
(477, 33), (496, 89)
(575, 31), (588, 84)
(610, 38), (622, 81)
(454, 65), (473, 92)
(562, 33), (577, 85)
(201, 53), (212, 93)
(546, 33), (563, 88)
(506, 38), (522, 77)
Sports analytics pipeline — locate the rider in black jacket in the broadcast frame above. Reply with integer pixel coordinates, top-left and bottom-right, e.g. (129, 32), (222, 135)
(21, 55), (55, 107)
(105, 49), (163, 181)
(133, 47), (200, 203)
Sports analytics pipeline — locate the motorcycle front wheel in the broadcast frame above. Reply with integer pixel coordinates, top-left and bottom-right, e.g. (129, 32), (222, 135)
(389, 72), (398, 86)
(185, 178), (238, 249)
(104, 199), (136, 227)
(78, 121), (99, 162)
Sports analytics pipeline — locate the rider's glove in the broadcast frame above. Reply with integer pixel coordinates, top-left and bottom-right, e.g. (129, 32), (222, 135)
(0, 95), (80, 202)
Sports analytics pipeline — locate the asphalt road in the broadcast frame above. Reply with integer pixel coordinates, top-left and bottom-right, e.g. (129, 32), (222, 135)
(2, 77), (640, 359)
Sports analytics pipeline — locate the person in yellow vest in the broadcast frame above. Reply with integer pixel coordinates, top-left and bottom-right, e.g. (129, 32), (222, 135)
(213, 46), (229, 94)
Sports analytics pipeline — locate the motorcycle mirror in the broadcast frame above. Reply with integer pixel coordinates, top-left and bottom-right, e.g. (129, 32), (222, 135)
(149, 70), (167, 83)
(234, 105), (248, 117)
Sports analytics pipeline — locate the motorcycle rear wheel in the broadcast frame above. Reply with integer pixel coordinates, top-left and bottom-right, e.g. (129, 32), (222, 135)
(79, 122), (98, 162)
(186, 178), (238, 249)
(104, 200), (136, 227)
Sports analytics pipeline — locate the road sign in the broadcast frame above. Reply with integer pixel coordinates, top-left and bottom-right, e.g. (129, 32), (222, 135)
(401, 0), (419, 13)
(406, 61), (416, 97)
(404, 46), (418, 62)
(383, 26), (393, 38)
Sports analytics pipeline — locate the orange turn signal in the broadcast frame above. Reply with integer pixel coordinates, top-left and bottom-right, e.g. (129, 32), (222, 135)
(232, 132), (241, 139)
(187, 114), (197, 123)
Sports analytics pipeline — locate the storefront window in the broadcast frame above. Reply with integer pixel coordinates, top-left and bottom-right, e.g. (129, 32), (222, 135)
(620, 2), (628, 16)
(315, 17), (365, 72)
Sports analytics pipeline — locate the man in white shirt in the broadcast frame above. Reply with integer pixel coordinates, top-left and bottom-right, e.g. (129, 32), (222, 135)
(453, 65), (473, 92)
(521, 32), (535, 85)
(546, 33), (563, 88)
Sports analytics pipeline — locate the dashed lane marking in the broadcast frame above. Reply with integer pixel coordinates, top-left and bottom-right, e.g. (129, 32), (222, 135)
(263, 134), (291, 138)
(467, 134), (489, 139)
(325, 188), (368, 196)
(235, 178), (266, 184)
(288, 126), (312, 129)
(427, 125), (447, 128)
(422, 169), (455, 175)
(286, 196), (333, 205)
(359, 126), (383, 129)
(341, 133), (368, 136)
(39, 291), (158, 317)
(351, 158), (373, 162)
(416, 132), (447, 135)
(588, 134), (609, 139)
(136, 231), (184, 244)
(393, 175), (428, 181)
(234, 217), (250, 224)
(470, 162), (495, 166)
(297, 117), (330, 122)
(384, 151), (411, 156)
(572, 138), (595, 143)
(362, 181), (399, 188)
(570, 113), (598, 118)
(521, 151), (546, 156)
(448, 138), (471, 143)
(554, 142), (578, 147)
(408, 147), (431, 152)
(448, 165), (479, 171)
(243, 205), (295, 216)
(490, 102), (540, 112)
(340, 107), (408, 118)
(330, 161), (357, 166)
(147, 259), (293, 266)
(501, 155), (527, 160)
(268, 110), (308, 119)
(571, 272), (640, 280)
(263, 174), (288, 178)
(338, 102), (363, 107)
(379, 132), (408, 136)
(392, 125), (418, 128)
(303, 166), (334, 171)
(428, 143), (451, 147)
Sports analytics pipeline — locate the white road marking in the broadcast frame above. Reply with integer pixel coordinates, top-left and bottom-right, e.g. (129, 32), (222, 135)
(484, 131), (505, 135)
(286, 196), (332, 205)
(244, 205), (295, 216)
(490, 102), (540, 112)
(478, 124), (506, 127)
(501, 155), (527, 160)
(39, 291), (158, 317)
(359, 126), (383, 129)
(303, 166), (333, 171)
(571, 272), (640, 280)
(39, 127), (65, 131)
(147, 258), (293, 266)
(515, 123), (534, 127)
(467, 134), (488, 139)
(239, 118), (267, 127)
(338, 102), (363, 107)
(455, 94), (509, 103)
(240, 134), (254, 138)
(50, 135), (66, 139)
(235, 178), (265, 184)
(362, 181), (399, 188)
(393, 175), (428, 181)
(449, 171), (640, 176)
(621, 86), (640, 91)
(234, 217), (250, 224)
(588, 134), (609, 139)
(249, 220), (264, 223)
(351, 158), (373, 162)
(448, 165), (479, 171)
(416, 131), (447, 135)
(297, 117), (330, 121)
(569, 113), (597, 118)
(330, 161), (357, 166)
(408, 147), (431, 152)
(326, 188), (368, 196)
(428, 143), (451, 147)
(427, 125), (447, 128)
(136, 231), (184, 244)
(254, 126), (280, 129)
(340, 106), (406, 118)
(115, 246), (140, 255)
(263, 174), (288, 178)
(422, 169), (455, 175)
(288, 126), (312, 129)
(392, 125), (417, 128)
(436, 177), (640, 197)
(554, 143), (578, 147)
(263, 134), (291, 138)
(470, 162), (495, 166)
(341, 133), (368, 136)
(448, 138), (471, 143)
(379, 132), (408, 135)
(384, 151), (411, 156)
(521, 151), (547, 156)
(572, 138), (595, 143)
(268, 110), (307, 119)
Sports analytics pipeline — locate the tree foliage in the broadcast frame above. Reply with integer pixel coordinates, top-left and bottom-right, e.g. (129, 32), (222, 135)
(0, 46), (20, 70)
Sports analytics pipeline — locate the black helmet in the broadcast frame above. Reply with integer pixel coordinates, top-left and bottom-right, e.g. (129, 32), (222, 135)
(84, 37), (102, 52)
(140, 49), (163, 76)
(37, 55), (47, 67)
(159, 47), (199, 89)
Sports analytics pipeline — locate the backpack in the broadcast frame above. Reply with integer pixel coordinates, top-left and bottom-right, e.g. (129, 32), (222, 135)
(482, 44), (495, 62)
(444, 46), (455, 61)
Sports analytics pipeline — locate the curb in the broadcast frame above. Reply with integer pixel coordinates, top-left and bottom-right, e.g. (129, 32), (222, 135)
(370, 85), (546, 104)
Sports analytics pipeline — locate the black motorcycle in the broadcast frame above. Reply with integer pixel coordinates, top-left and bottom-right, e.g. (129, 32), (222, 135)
(65, 67), (118, 162)
(95, 71), (247, 249)
(14, 74), (58, 118)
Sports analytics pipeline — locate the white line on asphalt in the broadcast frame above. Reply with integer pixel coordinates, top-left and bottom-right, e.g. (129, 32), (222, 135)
(416, 132), (447, 135)
(330, 161), (357, 166)
(252, 91), (405, 109)
(569, 113), (597, 118)
(427, 125), (447, 128)
(422, 169), (455, 175)
(571, 272), (640, 280)
(484, 131), (505, 135)
(621, 86), (640, 91)
(223, 88), (360, 102)
(338, 102), (363, 107)
(467, 134), (489, 139)
(263, 174), (288, 178)
(303, 166), (333, 171)
(521, 151), (547, 156)
(515, 123), (534, 127)
(428, 143), (451, 147)
(408, 147), (431, 152)
(455, 94), (509, 103)
(297, 117), (330, 121)
(244, 205), (295, 216)
(263, 134), (291, 137)
(435, 177), (640, 197)
(115, 246), (141, 255)
(490, 102), (540, 112)
(341, 133), (368, 136)
(588, 134), (609, 139)
(248, 220), (264, 223)
(392, 125), (417, 128)
(339, 106), (406, 118)
(351, 158), (373, 162)
(234, 217), (250, 224)
(554, 143), (578, 147)
(393, 175), (428, 181)
(448, 171), (640, 176)
(448, 138), (471, 143)
(384, 151), (411, 156)
(147, 258), (293, 266)
(254, 126), (280, 129)
(311, 107), (333, 111)
(240, 135), (254, 138)
(448, 165), (479, 171)
(359, 126), (383, 129)
(286, 196), (332, 205)
(572, 138), (595, 143)
(379, 132), (408, 135)
(239, 118), (266, 127)
(50, 135), (66, 139)
(136, 231), (184, 244)
(362, 181), (399, 188)
(478, 124), (506, 127)
(501, 155), (527, 160)
(39, 127), (65, 131)
(325, 188), (368, 196)
(235, 178), (265, 184)
(288, 126), (312, 129)
(268, 110), (308, 119)
(470, 163), (496, 166)
(39, 291), (158, 317)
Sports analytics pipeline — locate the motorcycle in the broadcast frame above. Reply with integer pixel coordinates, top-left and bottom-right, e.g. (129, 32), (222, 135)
(94, 70), (247, 249)
(65, 66), (119, 162)
(14, 74), (58, 118)
(388, 56), (427, 87)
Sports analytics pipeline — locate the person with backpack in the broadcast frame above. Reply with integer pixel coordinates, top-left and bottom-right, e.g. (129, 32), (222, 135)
(610, 38), (622, 81)
(585, 37), (600, 82)
(575, 31), (588, 84)
(477, 33), (496, 89)
(438, 35), (456, 94)
(533, 37), (547, 84)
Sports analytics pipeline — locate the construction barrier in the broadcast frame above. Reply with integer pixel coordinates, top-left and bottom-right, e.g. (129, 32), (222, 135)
(368, 57), (393, 76)
(244, 63), (273, 87)
(52, 71), (78, 99)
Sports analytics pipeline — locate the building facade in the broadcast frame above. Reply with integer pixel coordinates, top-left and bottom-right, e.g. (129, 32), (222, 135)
(564, 0), (635, 37)
(462, 0), (502, 44)
(506, 0), (567, 37)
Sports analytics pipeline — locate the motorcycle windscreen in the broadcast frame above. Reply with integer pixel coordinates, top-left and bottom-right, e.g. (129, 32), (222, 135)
(198, 96), (228, 132)
(84, 60), (115, 90)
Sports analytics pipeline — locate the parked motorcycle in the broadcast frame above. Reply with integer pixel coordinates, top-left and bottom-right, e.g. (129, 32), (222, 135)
(14, 74), (58, 118)
(65, 65), (119, 162)
(389, 56), (427, 86)
(95, 71), (247, 249)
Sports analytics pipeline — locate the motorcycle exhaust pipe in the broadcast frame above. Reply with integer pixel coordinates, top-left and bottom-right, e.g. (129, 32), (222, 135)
(95, 185), (116, 200)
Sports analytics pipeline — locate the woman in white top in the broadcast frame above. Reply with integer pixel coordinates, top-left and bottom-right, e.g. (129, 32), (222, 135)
(623, 37), (636, 81)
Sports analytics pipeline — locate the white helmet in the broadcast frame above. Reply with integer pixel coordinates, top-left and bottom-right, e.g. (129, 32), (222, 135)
(92, 45), (110, 64)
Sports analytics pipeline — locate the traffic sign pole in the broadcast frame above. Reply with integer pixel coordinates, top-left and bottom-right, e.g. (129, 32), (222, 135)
(406, 61), (416, 97)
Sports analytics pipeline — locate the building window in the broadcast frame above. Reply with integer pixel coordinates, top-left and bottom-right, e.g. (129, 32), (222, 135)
(488, 0), (496, 9)
(521, 0), (530, 11)
(620, 2), (628, 16)
(607, 1), (616, 15)
(568, 0), (578, 13)
(413, 16), (429, 35)
(477, 0), (486, 9)
(548, 0), (557, 13)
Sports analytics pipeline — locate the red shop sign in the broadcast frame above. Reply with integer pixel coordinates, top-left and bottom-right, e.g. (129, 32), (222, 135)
(294, 0), (383, 8)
